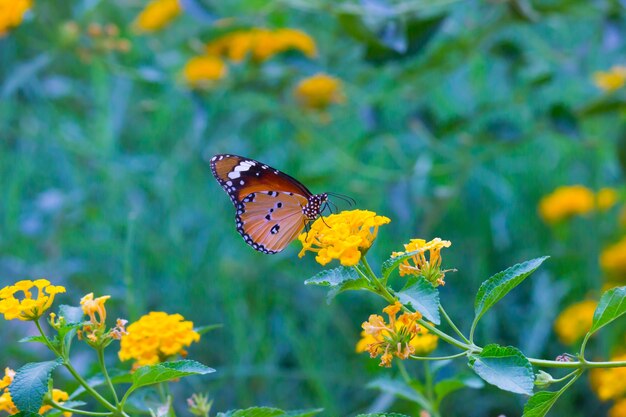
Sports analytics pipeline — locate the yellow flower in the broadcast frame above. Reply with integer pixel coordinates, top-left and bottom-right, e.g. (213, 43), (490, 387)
(597, 188), (618, 211)
(133, 0), (181, 33)
(183, 56), (227, 88)
(205, 28), (317, 63)
(0, 368), (71, 416)
(391, 238), (452, 286)
(553, 300), (597, 345)
(538, 185), (595, 224)
(0, 0), (31, 36)
(0, 279), (65, 321)
(294, 73), (345, 110)
(119, 311), (200, 367)
(298, 209), (390, 266)
(593, 66), (626, 92)
(357, 302), (423, 367)
(410, 323), (439, 355)
(601, 236), (626, 276)
(590, 354), (626, 400)
(610, 399), (626, 417)
(81, 292), (110, 327)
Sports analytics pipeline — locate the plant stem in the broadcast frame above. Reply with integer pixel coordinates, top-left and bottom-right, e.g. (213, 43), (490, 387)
(439, 305), (470, 344)
(50, 400), (112, 416)
(551, 369), (579, 384)
(64, 360), (122, 414)
(410, 351), (468, 361)
(97, 347), (120, 406)
(396, 361), (412, 384)
(34, 319), (62, 357)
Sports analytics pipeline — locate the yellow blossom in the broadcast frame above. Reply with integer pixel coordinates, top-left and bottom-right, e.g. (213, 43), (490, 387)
(553, 300), (597, 345)
(601, 237), (626, 276)
(357, 302), (423, 367)
(39, 389), (72, 416)
(133, 0), (181, 33)
(593, 66), (626, 92)
(391, 238), (452, 286)
(538, 185), (595, 224)
(0, 0), (31, 36)
(183, 56), (227, 88)
(0, 368), (71, 416)
(298, 210), (390, 266)
(597, 188), (618, 211)
(610, 399), (626, 417)
(119, 311), (200, 367)
(81, 292), (110, 327)
(205, 28), (317, 63)
(294, 73), (345, 110)
(0, 279), (65, 321)
(590, 354), (626, 400)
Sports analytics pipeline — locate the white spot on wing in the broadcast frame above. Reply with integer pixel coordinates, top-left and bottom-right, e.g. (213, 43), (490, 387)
(228, 171), (241, 179)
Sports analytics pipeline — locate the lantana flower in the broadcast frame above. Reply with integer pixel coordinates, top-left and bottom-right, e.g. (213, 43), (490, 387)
(119, 312), (200, 367)
(0, 279), (66, 321)
(593, 66), (626, 92)
(538, 185), (619, 224)
(0, 0), (32, 36)
(590, 354), (626, 401)
(357, 302), (423, 367)
(294, 73), (345, 111)
(553, 300), (597, 345)
(298, 210), (390, 266)
(183, 56), (228, 88)
(391, 238), (452, 286)
(600, 237), (626, 277)
(133, 0), (181, 33)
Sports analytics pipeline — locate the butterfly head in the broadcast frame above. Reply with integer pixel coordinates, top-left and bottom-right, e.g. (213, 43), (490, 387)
(303, 193), (328, 220)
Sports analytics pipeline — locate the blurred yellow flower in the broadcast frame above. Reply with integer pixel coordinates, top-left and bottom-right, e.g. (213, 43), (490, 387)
(590, 354), (626, 400)
(593, 66), (626, 92)
(610, 399), (626, 417)
(78, 292), (111, 344)
(294, 73), (345, 110)
(597, 187), (618, 211)
(600, 237), (626, 276)
(119, 311), (200, 366)
(357, 302), (423, 367)
(0, 368), (71, 416)
(0, 279), (65, 321)
(206, 28), (317, 63)
(133, 0), (181, 33)
(183, 56), (228, 87)
(538, 185), (595, 224)
(0, 0), (31, 36)
(391, 238), (452, 286)
(298, 210), (390, 266)
(553, 300), (597, 345)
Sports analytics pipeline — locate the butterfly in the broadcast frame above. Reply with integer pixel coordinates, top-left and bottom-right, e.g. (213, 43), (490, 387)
(210, 154), (332, 254)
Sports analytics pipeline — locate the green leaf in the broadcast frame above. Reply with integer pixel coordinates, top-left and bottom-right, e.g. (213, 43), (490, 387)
(216, 407), (285, 417)
(381, 249), (422, 280)
(194, 324), (223, 335)
(473, 257), (548, 330)
(470, 344), (534, 395)
(589, 286), (626, 335)
(367, 378), (429, 409)
(9, 359), (63, 412)
(434, 375), (484, 401)
(58, 305), (85, 324)
(396, 276), (440, 324)
(284, 409), (324, 417)
(130, 360), (214, 393)
(522, 391), (560, 417)
(304, 267), (369, 302)
(9, 412), (42, 417)
(18, 336), (48, 344)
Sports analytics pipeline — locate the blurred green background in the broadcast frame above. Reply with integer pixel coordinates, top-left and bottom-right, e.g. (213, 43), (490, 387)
(1, 0), (626, 416)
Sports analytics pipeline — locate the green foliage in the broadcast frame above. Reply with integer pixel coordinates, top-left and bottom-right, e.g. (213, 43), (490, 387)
(589, 286), (626, 335)
(469, 344), (534, 395)
(367, 378), (430, 409)
(304, 266), (369, 301)
(523, 391), (561, 417)
(217, 407), (322, 417)
(9, 360), (63, 413)
(381, 250), (421, 281)
(129, 360), (215, 393)
(396, 276), (440, 324)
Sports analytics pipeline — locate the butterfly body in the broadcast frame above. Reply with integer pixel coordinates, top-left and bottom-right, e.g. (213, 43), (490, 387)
(210, 154), (327, 254)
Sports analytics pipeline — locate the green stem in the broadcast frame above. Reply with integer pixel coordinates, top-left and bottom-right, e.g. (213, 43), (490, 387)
(50, 400), (112, 416)
(579, 333), (592, 361)
(410, 351), (468, 361)
(551, 369), (579, 384)
(35, 319), (62, 357)
(64, 361), (122, 414)
(97, 347), (120, 406)
(396, 361), (412, 385)
(439, 305), (470, 344)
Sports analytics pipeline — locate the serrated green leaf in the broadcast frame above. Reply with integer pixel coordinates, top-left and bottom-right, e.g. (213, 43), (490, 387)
(522, 391), (560, 417)
(396, 276), (440, 324)
(473, 257), (548, 331)
(381, 249), (423, 280)
(9, 359), (63, 412)
(434, 375), (484, 401)
(18, 336), (48, 344)
(130, 360), (214, 393)
(470, 344), (534, 395)
(283, 409), (324, 417)
(58, 305), (84, 324)
(304, 267), (368, 302)
(367, 378), (429, 409)
(216, 407), (285, 417)
(589, 286), (626, 335)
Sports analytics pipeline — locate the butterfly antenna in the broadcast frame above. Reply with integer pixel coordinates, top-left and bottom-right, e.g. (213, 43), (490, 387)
(327, 192), (356, 207)
(328, 200), (339, 214)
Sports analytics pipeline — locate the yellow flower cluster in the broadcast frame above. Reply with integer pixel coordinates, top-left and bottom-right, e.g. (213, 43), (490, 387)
(591, 354), (626, 401)
(0, 367), (71, 416)
(553, 300), (597, 345)
(610, 399), (626, 417)
(119, 312), (200, 366)
(392, 238), (452, 286)
(0, 0), (31, 36)
(593, 66), (626, 92)
(206, 28), (317, 63)
(601, 236), (626, 277)
(294, 73), (345, 110)
(182, 56), (228, 88)
(298, 210), (390, 266)
(538, 185), (618, 224)
(0, 279), (65, 321)
(357, 302), (423, 367)
(133, 0), (181, 32)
